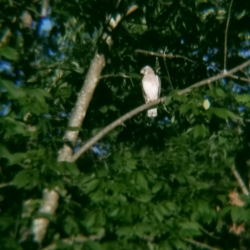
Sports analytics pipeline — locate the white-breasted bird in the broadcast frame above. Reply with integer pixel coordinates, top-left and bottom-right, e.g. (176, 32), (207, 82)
(140, 66), (161, 117)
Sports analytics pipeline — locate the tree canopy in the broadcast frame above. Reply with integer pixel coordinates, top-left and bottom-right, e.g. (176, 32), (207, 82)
(1, 0), (250, 249)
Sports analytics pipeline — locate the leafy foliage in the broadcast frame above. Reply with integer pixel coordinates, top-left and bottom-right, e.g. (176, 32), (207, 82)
(1, 0), (250, 249)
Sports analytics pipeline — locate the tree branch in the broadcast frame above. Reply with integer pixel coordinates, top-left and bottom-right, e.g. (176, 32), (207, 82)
(71, 59), (250, 162)
(58, 51), (106, 162)
(184, 238), (220, 250)
(135, 49), (197, 64)
(163, 47), (173, 90)
(100, 74), (130, 79)
(43, 233), (104, 250)
(179, 59), (250, 95)
(231, 165), (249, 195)
(31, 4), (138, 243)
(228, 74), (250, 83)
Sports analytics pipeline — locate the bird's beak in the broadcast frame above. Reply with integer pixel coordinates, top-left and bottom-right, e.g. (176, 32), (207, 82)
(140, 69), (144, 74)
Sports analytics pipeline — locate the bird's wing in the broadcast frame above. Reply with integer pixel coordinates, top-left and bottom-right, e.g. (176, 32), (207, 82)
(142, 80), (150, 103)
(156, 75), (161, 98)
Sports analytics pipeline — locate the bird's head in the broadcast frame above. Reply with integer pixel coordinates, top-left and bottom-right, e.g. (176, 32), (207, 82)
(140, 66), (154, 75)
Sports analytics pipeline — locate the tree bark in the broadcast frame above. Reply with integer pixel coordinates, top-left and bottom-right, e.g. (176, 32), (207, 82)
(32, 51), (105, 243)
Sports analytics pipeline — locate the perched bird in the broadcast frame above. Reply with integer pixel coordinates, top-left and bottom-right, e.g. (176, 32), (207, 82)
(140, 66), (161, 117)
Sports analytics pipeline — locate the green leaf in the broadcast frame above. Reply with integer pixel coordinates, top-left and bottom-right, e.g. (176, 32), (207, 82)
(209, 108), (237, 121)
(0, 47), (18, 60)
(116, 226), (133, 237)
(84, 242), (103, 250)
(231, 206), (250, 222)
(164, 96), (172, 106)
(235, 94), (250, 103)
(164, 202), (178, 215)
(91, 190), (105, 202)
(12, 169), (39, 188)
(134, 223), (153, 237)
(100, 106), (108, 113)
(83, 211), (96, 228)
(126, 158), (137, 170)
(136, 172), (148, 190)
(179, 221), (201, 237)
(95, 210), (106, 226)
(195, 181), (211, 190)
(109, 105), (117, 111)
(153, 206), (164, 222)
(226, 110), (237, 121)
(136, 192), (152, 203)
(192, 124), (207, 138)
(63, 216), (79, 235)
(215, 87), (226, 97)
(55, 86), (72, 98)
(170, 238), (186, 250)
(179, 104), (191, 115)
(159, 240), (173, 250)
(0, 79), (26, 99)
(1, 117), (29, 137)
(35, 88), (51, 98)
(152, 182), (162, 193)
(85, 179), (99, 193)
(0, 145), (12, 161)
(64, 161), (80, 176)
(108, 207), (120, 217)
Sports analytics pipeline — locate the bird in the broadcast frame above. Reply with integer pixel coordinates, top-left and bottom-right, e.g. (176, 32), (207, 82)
(140, 66), (161, 117)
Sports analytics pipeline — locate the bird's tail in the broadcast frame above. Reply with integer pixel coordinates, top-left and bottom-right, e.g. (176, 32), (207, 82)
(147, 108), (157, 117)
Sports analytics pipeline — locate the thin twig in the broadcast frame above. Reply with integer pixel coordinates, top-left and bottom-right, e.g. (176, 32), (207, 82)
(0, 183), (11, 188)
(135, 49), (197, 64)
(43, 233), (104, 250)
(239, 68), (250, 80)
(179, 59), (250, 94)
(227, 74), (250, 83)
(100, 74), (130, 79)
(184, 238), (220, 250)
(163, 47), (173, 90)
(224, 0), (234, 72)
(208, 63), (250, 83)
(231, 165), (249, 195)
(200, 227), (220, 240)
(70, 59), (250, 162)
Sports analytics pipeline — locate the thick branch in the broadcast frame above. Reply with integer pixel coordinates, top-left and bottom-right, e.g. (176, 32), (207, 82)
(71, 59), (250, 162)
(32, 51), (105, 243)
(231, 166), (249, 195)
(32, 189), (60, 242)
(58, 51), (105, 162)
